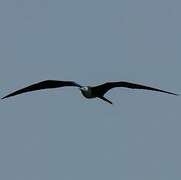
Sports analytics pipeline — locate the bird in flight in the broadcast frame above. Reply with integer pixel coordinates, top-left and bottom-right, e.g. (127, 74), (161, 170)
(2, 80), (178, 104)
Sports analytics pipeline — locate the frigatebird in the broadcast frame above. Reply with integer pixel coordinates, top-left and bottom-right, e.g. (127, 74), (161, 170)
(2, 80), (178, 104)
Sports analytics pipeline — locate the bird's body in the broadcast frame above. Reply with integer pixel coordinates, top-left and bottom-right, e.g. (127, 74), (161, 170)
(2, 80), (178, 104)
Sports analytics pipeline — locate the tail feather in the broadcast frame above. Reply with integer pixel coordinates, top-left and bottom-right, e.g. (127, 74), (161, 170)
(99, 96), (113, 105)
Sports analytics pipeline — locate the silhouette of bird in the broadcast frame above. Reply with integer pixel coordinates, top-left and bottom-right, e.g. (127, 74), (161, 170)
(2, 80), (178, 104)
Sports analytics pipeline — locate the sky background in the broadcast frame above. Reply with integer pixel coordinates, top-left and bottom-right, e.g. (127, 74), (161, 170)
(0, 0), (181, 179)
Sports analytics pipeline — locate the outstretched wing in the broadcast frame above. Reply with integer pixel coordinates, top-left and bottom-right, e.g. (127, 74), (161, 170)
(2, 80), (81, 99)
(92, 81), (178, 96)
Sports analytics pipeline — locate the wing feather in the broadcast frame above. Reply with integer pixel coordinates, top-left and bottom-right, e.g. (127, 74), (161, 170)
(92, 81), (178, 96)
(2, 80), (81, 99)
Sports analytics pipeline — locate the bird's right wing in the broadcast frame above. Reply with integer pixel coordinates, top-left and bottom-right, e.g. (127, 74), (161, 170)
(92, 81), (178, 96)
(2, 80), (81, 99)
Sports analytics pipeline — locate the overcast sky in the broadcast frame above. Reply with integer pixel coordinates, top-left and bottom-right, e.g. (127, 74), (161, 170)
(0, 0), (181, 179)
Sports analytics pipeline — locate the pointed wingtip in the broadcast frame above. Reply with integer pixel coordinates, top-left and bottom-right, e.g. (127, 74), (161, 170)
(1, 94), (12, 99)
(1, 96), (7, 100)
(165, 91), (179, 96)
(171, 92), (179, 96)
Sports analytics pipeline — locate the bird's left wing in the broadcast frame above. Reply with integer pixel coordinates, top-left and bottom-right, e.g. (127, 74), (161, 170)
(2, 80), (81, 99)
(92, 81), (178, 96)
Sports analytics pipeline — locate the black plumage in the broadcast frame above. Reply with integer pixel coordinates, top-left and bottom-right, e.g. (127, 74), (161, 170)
(2, 80), (178, 104)
(2, 80), (81, 99)
(92, 81), (178, 96)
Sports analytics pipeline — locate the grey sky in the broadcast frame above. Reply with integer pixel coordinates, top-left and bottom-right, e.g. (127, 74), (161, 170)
(0, 0), (180, 179)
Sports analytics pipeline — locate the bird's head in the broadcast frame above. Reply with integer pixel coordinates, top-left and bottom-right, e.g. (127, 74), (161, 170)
(80, 86), (89, 92)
